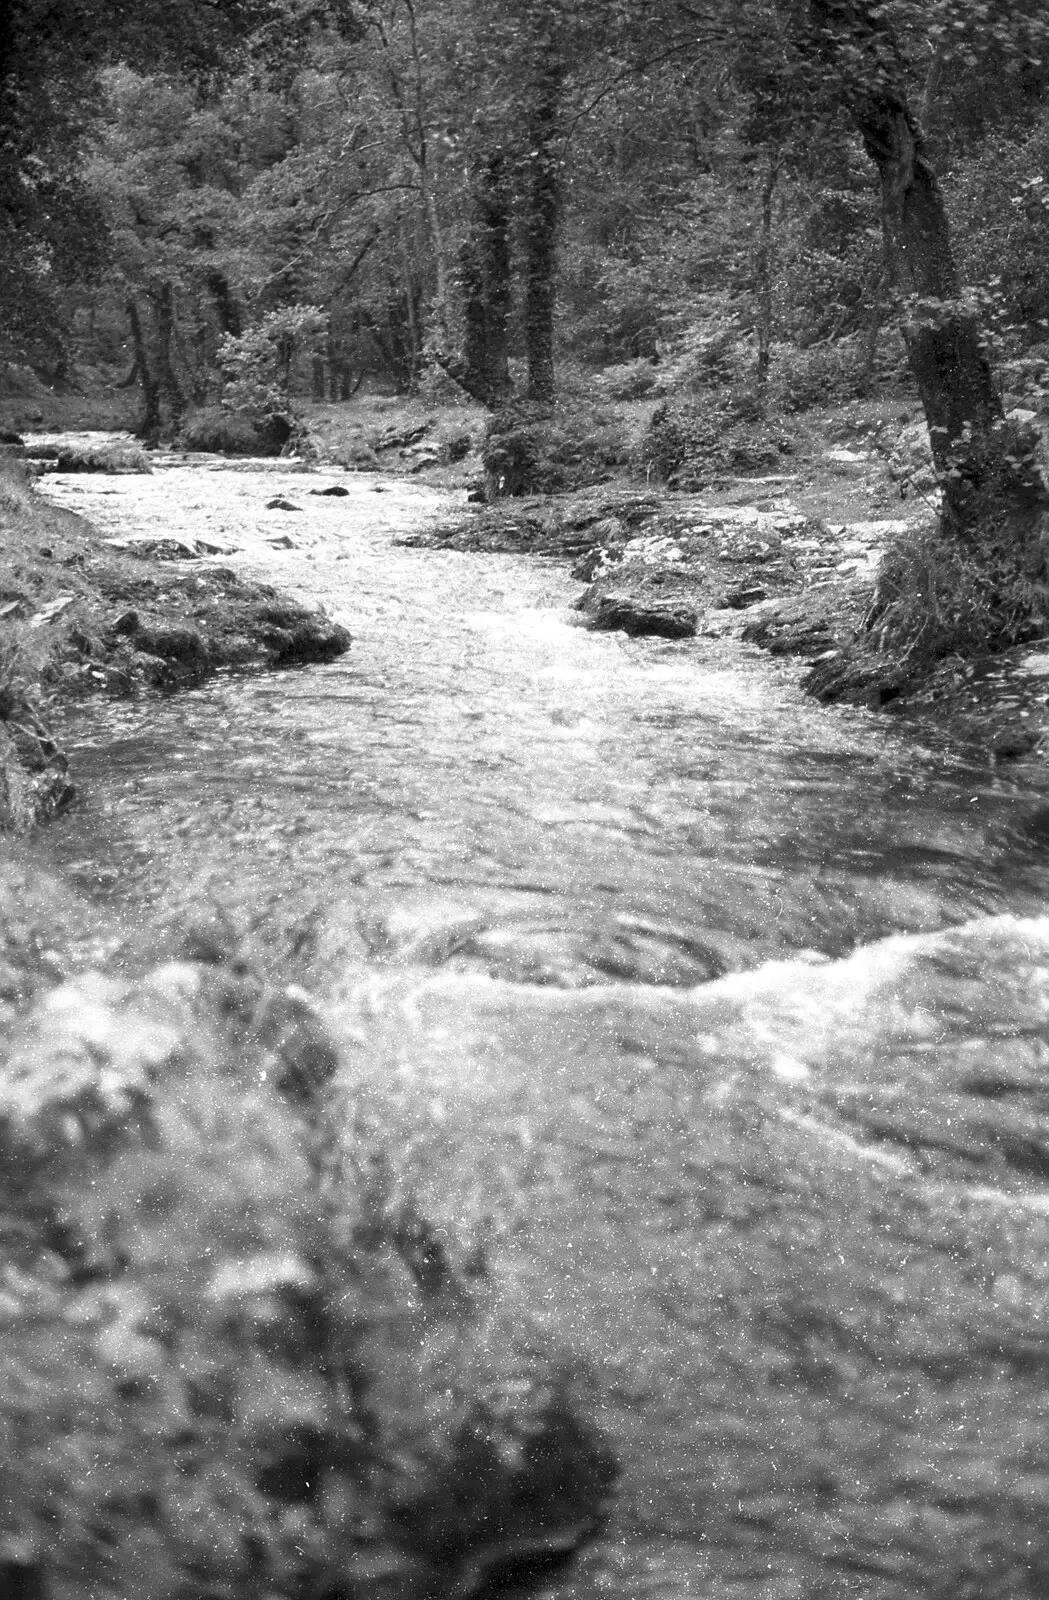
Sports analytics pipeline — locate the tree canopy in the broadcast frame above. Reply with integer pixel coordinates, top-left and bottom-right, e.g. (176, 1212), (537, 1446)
(3, 0), (1049, 542)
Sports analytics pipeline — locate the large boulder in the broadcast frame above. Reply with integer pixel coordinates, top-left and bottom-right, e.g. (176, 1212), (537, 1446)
(882, 417), (938, 497)
(176, 407), (294, 458)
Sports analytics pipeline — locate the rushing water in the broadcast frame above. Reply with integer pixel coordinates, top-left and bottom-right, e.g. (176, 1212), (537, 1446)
(40, 466), (1049, 964)
(37, 461), (1049, 1597)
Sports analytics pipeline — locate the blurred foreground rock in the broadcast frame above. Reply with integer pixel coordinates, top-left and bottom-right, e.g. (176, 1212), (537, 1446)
(0, 961), (617, 1599)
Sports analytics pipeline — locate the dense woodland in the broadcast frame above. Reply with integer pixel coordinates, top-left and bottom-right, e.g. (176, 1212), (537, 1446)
(3, 1), (1049, 533)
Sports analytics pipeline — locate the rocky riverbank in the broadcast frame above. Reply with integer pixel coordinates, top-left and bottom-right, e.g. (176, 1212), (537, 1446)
(0, 455), (351, 829)
(401, 481), (883, 634)
(403, 405), (1049, 763)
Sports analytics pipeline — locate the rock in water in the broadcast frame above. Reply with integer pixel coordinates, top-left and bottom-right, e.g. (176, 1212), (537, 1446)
(580, 591), (698, 638)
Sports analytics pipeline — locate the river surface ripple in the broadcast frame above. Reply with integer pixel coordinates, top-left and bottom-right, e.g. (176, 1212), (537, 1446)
(38, 462), (1049, 1598)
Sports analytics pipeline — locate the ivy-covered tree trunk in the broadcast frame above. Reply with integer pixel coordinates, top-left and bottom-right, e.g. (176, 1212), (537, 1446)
(459, 150), (512, 405)
(810, 0), (1049, 540)
(523, 69), (562, 406)
(205, 269), (242, 338)
(151, 282), (186, 429)
(754, 153), (780, 393)
(126, 298), (161, 443)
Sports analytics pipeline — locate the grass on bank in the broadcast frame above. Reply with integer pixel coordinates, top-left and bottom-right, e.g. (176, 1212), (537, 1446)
(804, 508), (1049, 705)
(868, 517), (1049, 664)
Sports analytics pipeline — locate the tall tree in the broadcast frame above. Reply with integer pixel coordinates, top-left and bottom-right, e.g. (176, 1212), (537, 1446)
(521, 38), (564, 403)
(805, 0), (1049, 541)
(457, 144), (513, 402)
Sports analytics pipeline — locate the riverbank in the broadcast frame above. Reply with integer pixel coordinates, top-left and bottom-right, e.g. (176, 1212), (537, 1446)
(400, 394), (1049, 765)
(7, 384), (1049, 828)
(0, 454), (351, 829)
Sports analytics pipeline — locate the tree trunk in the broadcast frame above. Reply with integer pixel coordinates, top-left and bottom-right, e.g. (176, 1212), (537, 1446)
(205, 269), (242, 337)
(397, 219), (423, 388)
(523, 69), (562, 406)
(458, 150), (513, 405)
(754, 154), (781, 393)
(421, 183), (449, 344)
(920, 41), (946, 135)
(151, 282), (185, 429)
(810, 0), (1048, 539)
(126, 298), (161, 444)
(859, 253), (891, 395)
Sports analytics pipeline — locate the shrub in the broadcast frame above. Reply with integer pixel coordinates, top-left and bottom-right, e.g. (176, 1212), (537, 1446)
(768, 341), (866, 414)
(177, 407), (264, 456)
(0, 460), (33, 517)
(946, 116), (1049, 343)
(774, 182), (885, 346)
(636, 399), (791, 487)
(866, 518), (1049, 669)
(440, 430), (473, 464)
(594, 359), (662, 402)
(483, 402), (630, 498)
(658, 320), (750, 394)
(217, 306), (328, 451)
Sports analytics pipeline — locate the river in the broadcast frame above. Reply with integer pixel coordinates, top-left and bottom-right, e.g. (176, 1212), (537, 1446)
(36, 461), (1049, 1598)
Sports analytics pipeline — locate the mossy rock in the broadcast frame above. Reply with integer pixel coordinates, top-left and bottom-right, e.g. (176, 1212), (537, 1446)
(46, 443), (152, 474)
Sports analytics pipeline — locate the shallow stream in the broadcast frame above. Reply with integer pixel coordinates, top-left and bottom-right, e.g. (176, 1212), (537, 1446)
(36, 461), (1049, 1597)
